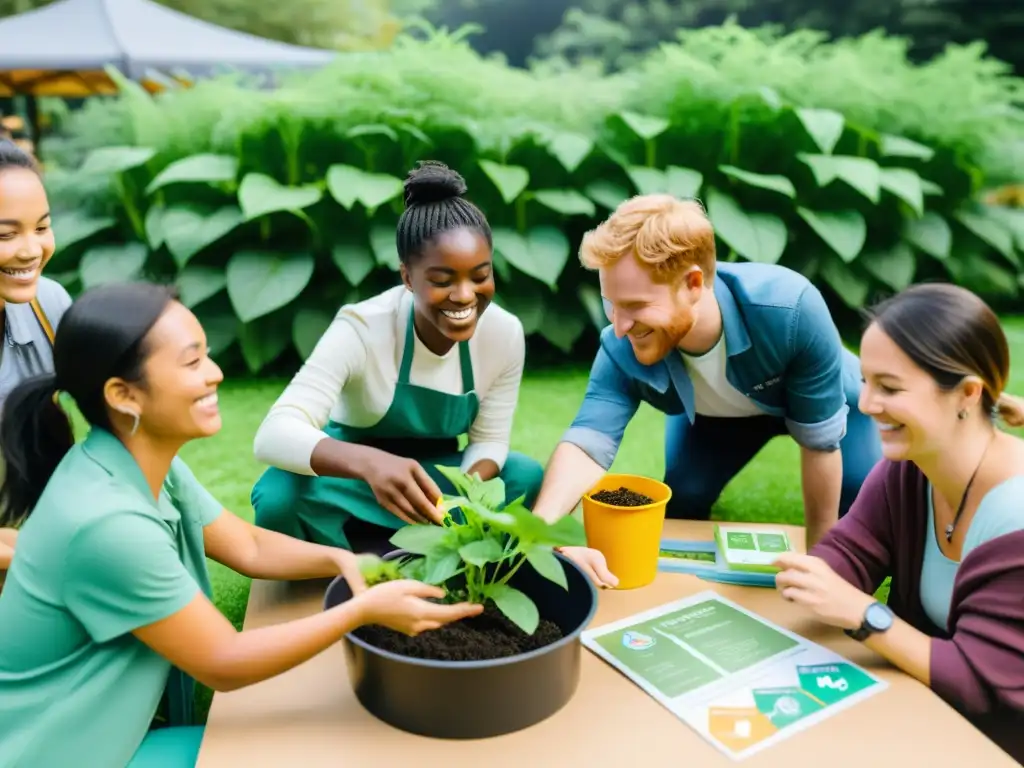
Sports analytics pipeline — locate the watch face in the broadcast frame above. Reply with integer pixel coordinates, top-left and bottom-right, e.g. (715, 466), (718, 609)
(865, 603), (894, 632)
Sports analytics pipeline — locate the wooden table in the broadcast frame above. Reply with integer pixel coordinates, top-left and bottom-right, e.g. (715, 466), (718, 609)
(196, 521), (1016, 767)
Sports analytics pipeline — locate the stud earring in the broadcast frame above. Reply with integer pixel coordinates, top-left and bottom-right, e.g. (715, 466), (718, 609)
(957, 409), (968, 420)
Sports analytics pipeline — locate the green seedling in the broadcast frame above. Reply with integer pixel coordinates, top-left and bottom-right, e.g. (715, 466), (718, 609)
(384, 465), (587, 635)
(356, 553), (409, 586)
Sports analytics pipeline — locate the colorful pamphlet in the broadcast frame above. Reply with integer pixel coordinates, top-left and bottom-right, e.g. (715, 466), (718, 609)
(581, 591), (887, 761)
(658, 524), (795, 587)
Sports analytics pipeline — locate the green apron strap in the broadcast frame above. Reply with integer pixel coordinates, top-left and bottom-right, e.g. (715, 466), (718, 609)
(166, 668), (195, 726)
(458, 338), (475, 394)
(398, 304), (418, 384)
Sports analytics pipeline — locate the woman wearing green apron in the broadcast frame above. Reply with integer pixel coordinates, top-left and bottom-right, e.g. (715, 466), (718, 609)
(251, 161), (545, 551)
(0, 139), (73, 591)
(0, 282), (482, 768)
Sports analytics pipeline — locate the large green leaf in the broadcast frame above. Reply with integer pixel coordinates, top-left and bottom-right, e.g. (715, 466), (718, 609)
(798, 154), (880, 203)
(154, 205), (244, 268)
(625, 166), (702, 199)
(79, 243), (148, 289)
(859, 242), (917, 291)
(176, 265), (227, 308)
(478, 160), (529, 203)
(797, 208), (866, 263)
(626, 166), (665, 195)
(705, 188), (787, 264)
(325, 165), (404, 210)
(292, 308), (334, 360)
(494, 284), (545, 335)
(794, 108), (845, 154)
(533, 189), (596, 217)
(80, 146), (156, 175)
(237, 173), (323, 221)
(584, 180), (629, 211)
(903, 212), (952, 260)
(331, 239), (376, 286)
(987, 206), (1024, 251)
(525, 545), (568, 590)
(346, 123), (398, 142)
(540, 299), (587, 352)
(370, 225), (400, 271)
(545, 132), (593, 173)
(193, 301), (238, 358)
(52, 211), (116, 254)
(719, 165), (795, 198)
(616, 111), (670, 141)
(666, 166), (703, 198)
(492, 226), (570, 289)
(879, 168), (925, 216)
(954, 207), (1019, 267)
(577, 283), (609, 330)
(945, 254), (1020, 298)
(145, 154), (238, 195)
(225, 250), (315, 322)
(486, 582), (539, 634)
(879, 134), (935, 162)
(238, 314), (292, 373)
(819, 256), (870, 308)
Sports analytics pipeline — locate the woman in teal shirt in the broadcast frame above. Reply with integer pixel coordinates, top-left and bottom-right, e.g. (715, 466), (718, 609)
(0, 281), (481, 768)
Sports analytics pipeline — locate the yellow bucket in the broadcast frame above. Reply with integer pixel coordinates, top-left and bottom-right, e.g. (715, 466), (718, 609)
(581, 474), (671, 590)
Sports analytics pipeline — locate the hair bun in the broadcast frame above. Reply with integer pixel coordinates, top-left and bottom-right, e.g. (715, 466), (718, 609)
(403, 160), (467, 207)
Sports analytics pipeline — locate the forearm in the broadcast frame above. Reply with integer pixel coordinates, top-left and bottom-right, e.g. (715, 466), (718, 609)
(309, 436), (387, 482)
(532, 442), (606, 523)
(0, 528), (17, 570)
(242, 525), (349, 581)
(800, 447), (843, 548)
(205, 602), (365, 692)
(466, 459), (500, 482)
(864, 616), (932, 687)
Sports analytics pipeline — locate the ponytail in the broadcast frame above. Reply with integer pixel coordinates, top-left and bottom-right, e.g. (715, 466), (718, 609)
(996, 392), (1024, 428)
(0, 374), (75, 527)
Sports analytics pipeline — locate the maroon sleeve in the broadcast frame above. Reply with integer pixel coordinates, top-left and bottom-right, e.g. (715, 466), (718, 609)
(929, 532), (1024, 715)
(808, 460), (894, 595)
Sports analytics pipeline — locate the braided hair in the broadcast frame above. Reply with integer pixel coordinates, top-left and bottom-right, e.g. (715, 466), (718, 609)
(396, 161), (491, 265)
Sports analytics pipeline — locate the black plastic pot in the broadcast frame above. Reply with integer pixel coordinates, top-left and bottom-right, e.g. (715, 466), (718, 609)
(323, 548), (599, 739)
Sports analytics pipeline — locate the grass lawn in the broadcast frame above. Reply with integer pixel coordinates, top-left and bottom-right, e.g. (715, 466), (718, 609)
(181, 317), (1024, 720)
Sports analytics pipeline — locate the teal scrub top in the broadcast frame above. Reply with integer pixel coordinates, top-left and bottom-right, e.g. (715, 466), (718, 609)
(0, 428), (222, 768)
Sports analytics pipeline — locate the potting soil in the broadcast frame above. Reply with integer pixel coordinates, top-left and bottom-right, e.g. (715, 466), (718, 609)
(591, 487), (654, 506)
(354, 605), (564, 661)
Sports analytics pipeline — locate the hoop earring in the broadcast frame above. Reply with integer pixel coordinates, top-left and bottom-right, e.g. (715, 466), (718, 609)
(116, 407), (141, 436)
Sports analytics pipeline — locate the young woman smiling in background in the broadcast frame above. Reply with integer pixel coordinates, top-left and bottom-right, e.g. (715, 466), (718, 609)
(0, 139), (72, 591)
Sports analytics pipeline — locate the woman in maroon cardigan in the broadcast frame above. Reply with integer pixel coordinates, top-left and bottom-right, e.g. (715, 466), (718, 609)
(772, 283), (1024, 762)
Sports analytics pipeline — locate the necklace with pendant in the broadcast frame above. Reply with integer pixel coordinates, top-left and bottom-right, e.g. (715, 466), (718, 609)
(945, 431), (996, 543)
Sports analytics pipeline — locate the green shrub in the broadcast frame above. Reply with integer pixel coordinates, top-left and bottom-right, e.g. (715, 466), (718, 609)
(44, 22), (1024, 375)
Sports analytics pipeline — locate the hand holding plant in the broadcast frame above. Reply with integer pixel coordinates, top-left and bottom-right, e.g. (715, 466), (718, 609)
(350, 580), (484, 637)
(362, 452), (445, 525)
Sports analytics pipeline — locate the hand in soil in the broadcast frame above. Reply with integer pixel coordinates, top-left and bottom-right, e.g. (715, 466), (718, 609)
(558, 546), (618, 589)
(352, 579), (483, 636)
(591, 487), (654, 506)
(362, 452), (444, 524)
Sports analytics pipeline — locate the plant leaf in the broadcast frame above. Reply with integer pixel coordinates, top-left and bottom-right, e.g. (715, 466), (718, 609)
(540, 297), (587, 352)
(331, 239), (376, 286)
(237, 173), (323, 221)
(492, 226), (570, 289)
(798, 154), (880, 203)
(51, 211), (116, 254)
(79, 243), (148, 289)
(617, 111), (669, 141)
(584, 180), (629, 210)
(370, 225), (400, 270)
(326, 164), (403, 210)
(346, 123), (399, 142)
(859, 242), (917, 291)
(176, 265), (227, 308)
(879, 168), (925, 216)
(487, 583), (539, 635)
(797, 208), (866, 263)
(157, 205), (244, 268)
(578, 283), (608, 330)
(292, 308), (333, 360)
(459, 539), (505, 567)
(478, 160), (529, 203)
(390, 524), (449, 555)
(146, 154), (238, 194)
(665, 166), (703, 198)
(533, 189), (596, 217)
(719, 165), (795, 198)
(80, 146), (156, 175)
(794, 108), (845, 154)
(903, 212), (952, 260)
(879, 134), (935, 161)
(225, 250), (315, 322)
(238, 314), (291, 373)
(954, 207), (1019, 266)
(705, 188), (788, 264)
(546, 132), (593, 173)
(820, 256), (871, 308)
(525, 545), (568, 590)
(626, 166), (666, 195)
(423, 549), (462, 585)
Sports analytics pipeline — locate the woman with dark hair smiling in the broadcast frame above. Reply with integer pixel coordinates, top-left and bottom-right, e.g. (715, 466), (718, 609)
(773, 283), (1024, 762)
(0, 281), (481, 768)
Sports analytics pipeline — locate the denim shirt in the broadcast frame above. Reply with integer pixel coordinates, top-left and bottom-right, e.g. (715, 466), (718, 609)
(0, 277), (72, 411)
(562, 262), (862, 470)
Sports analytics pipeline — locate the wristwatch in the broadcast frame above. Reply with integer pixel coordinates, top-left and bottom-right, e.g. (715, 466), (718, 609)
(845, 601), (894, 641)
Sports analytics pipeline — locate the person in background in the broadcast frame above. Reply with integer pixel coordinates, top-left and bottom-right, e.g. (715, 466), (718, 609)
(250, 161), (545, 552)
(531, 194), (883, 586)
(0, 138), (72, 592)
(0, 282), (482, 768)
(774, 283), (1024, 763)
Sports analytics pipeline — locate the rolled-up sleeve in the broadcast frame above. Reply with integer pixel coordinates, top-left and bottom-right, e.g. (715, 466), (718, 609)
(560, 345), (641, 470)
(783, 285), (849, 451)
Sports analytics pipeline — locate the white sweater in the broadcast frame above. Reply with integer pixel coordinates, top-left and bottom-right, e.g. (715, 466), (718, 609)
(252, 286), (526, 476)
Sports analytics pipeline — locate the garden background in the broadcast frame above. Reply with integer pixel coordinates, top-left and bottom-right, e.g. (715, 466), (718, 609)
(3, 0), (1024, 721)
